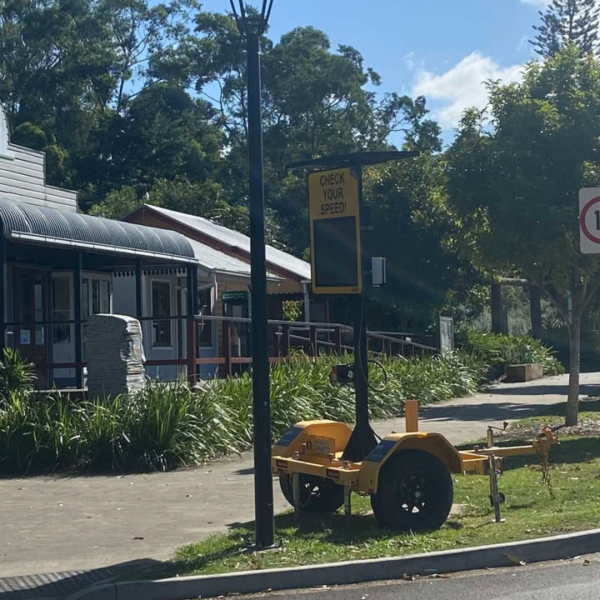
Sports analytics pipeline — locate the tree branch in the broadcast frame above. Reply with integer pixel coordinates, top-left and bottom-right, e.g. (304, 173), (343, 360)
(541, 284), (571, 328)
(582, 273), (600, 311)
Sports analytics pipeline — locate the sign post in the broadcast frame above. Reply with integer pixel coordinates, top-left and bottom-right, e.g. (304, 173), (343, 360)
(289, 151), (419, 462)
(579, 187), (600, 253)
(230, 0), (275, 550)
(308, 165), (372, 460)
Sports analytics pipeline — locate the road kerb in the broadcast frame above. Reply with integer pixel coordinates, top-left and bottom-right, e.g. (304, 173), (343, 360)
(67, 529), (600, 600)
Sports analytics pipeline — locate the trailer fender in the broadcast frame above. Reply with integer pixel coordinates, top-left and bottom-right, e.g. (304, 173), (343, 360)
(272, 421), (353, 462)
(358, 433), (462, 494)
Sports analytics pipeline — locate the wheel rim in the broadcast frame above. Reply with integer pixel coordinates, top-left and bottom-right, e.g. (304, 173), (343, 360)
(286, 475), (326, 508)
(395, 470), (429, 515)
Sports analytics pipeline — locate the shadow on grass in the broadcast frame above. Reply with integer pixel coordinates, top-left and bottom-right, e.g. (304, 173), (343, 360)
(513, 399), (600, 422)
(489, 383), (600, 397)
(170, 509), (470, 577)
(506, 502), (535, 510)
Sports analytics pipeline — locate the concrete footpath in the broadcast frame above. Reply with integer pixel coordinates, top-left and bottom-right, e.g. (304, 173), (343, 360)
(1, 372), (598, 579)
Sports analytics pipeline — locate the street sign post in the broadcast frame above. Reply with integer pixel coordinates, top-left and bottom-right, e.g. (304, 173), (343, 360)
(230, 0), (275, 550)
(308, 167), (362, 295)
(579, 187), (600, 253)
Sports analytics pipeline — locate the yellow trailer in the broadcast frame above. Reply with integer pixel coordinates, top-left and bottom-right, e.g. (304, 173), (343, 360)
(272, 401), (557, 531)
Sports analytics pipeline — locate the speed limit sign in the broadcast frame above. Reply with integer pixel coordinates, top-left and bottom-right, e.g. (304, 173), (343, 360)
(579, 188), (600, 253)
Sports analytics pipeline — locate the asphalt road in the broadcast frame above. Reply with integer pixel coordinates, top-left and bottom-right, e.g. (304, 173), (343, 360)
(247, 555), (600, 600)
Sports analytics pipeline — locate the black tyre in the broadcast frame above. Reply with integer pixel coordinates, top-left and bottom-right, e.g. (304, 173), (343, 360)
(370, 449), (453, 532)
(279, 472), (345, 513)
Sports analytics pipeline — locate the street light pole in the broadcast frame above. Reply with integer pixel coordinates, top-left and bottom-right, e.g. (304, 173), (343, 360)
(230, 0), (275, 549)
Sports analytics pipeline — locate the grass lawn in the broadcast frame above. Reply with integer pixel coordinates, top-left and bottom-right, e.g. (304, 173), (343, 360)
(167, 435), (600, 577)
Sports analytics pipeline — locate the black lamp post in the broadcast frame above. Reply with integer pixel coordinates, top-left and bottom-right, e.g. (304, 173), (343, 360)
(229, 0), (275, 549)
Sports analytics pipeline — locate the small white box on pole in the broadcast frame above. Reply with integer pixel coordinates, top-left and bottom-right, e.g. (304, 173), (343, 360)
(371, 257), (386, 286)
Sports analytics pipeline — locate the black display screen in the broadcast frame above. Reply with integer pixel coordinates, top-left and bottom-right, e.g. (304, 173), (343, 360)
(313, 216), (359, 289)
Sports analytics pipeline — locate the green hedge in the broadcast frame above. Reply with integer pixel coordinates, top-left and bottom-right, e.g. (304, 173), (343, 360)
(0, 351), (484, 475)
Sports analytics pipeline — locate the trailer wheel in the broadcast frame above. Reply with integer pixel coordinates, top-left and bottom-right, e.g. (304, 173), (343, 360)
(371, 449), (453, 532)
(279, 472), (345, 513)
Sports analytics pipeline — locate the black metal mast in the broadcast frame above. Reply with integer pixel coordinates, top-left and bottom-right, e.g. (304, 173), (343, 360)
(230, 0), (275, 549)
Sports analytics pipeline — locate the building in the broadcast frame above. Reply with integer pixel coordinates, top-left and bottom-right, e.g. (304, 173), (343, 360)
(123, 204), (327, 322)
(0, 107), (215, 388)
(112, 236), (281, 380)
(0, 104), (326, 388)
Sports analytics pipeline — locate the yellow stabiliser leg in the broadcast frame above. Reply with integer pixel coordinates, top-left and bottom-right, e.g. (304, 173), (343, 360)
(293, 472), (301, 521)
(488, 454), (505, 523)
(405, 399), (419, 433)
(344, 485), (352, 528)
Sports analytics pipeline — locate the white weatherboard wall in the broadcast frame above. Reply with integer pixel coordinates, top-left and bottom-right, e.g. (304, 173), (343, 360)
(0, 108), (78, 211)
(113, 273), (181, 381)
(113, 272), (220, 381)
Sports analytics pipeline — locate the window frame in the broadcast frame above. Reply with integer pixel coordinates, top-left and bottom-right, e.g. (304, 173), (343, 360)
(151, 279), (173, 348)
(82, 273), (112, 319)
(51, 274), (72, 345)
(197, 285), (214, 348)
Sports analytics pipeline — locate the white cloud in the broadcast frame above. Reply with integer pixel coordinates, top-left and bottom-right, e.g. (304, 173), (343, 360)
(517, 34), (530, 52)
(404, 51), (416, 71)
(412, 52), (524, 129)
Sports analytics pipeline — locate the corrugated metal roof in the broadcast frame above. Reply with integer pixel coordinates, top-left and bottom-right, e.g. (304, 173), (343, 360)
(0, 198), (196, 262)
(187, 238), (278, 280)
(147, 205), (312, 281)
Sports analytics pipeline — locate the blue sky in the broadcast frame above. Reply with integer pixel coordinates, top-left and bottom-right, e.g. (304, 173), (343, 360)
(199, 0), (550, 140)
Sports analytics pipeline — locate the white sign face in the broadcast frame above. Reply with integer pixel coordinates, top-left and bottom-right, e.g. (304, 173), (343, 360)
(579, 188), (600, 253)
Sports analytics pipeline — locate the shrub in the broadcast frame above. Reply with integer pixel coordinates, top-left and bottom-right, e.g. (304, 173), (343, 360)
(463, 331), (564, 379)
(213, 352), (484, 442)
(0, 348), (35, 403)
(0, 349), (488, 475)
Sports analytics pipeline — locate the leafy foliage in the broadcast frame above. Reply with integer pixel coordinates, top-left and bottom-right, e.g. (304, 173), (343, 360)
(0, 352), (486, 475)
(363, 155), (481, 330)
(0, 0), (454, 323)
(0, 348), (35, 403)
(446, 46), (600, 424)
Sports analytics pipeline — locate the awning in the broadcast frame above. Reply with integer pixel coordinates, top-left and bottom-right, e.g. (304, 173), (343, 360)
(0, 198), (196, 263)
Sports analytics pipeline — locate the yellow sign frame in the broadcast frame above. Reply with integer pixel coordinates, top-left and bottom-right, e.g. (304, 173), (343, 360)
(308, 167), (362, 295)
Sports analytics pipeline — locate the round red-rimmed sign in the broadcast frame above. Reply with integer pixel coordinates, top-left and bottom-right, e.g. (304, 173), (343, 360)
(580, 195), (600, 244)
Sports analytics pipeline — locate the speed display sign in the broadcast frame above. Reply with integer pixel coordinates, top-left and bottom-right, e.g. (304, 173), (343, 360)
(579, 188), (600, 253)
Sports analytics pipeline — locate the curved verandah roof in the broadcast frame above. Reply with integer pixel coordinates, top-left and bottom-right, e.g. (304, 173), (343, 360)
(0, 198), (196, 263)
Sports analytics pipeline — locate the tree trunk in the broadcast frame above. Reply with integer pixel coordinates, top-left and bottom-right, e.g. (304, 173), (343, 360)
(491, 283), (503, 334)
(565, 310), (581, 426)
(529, 286), (543, 339)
